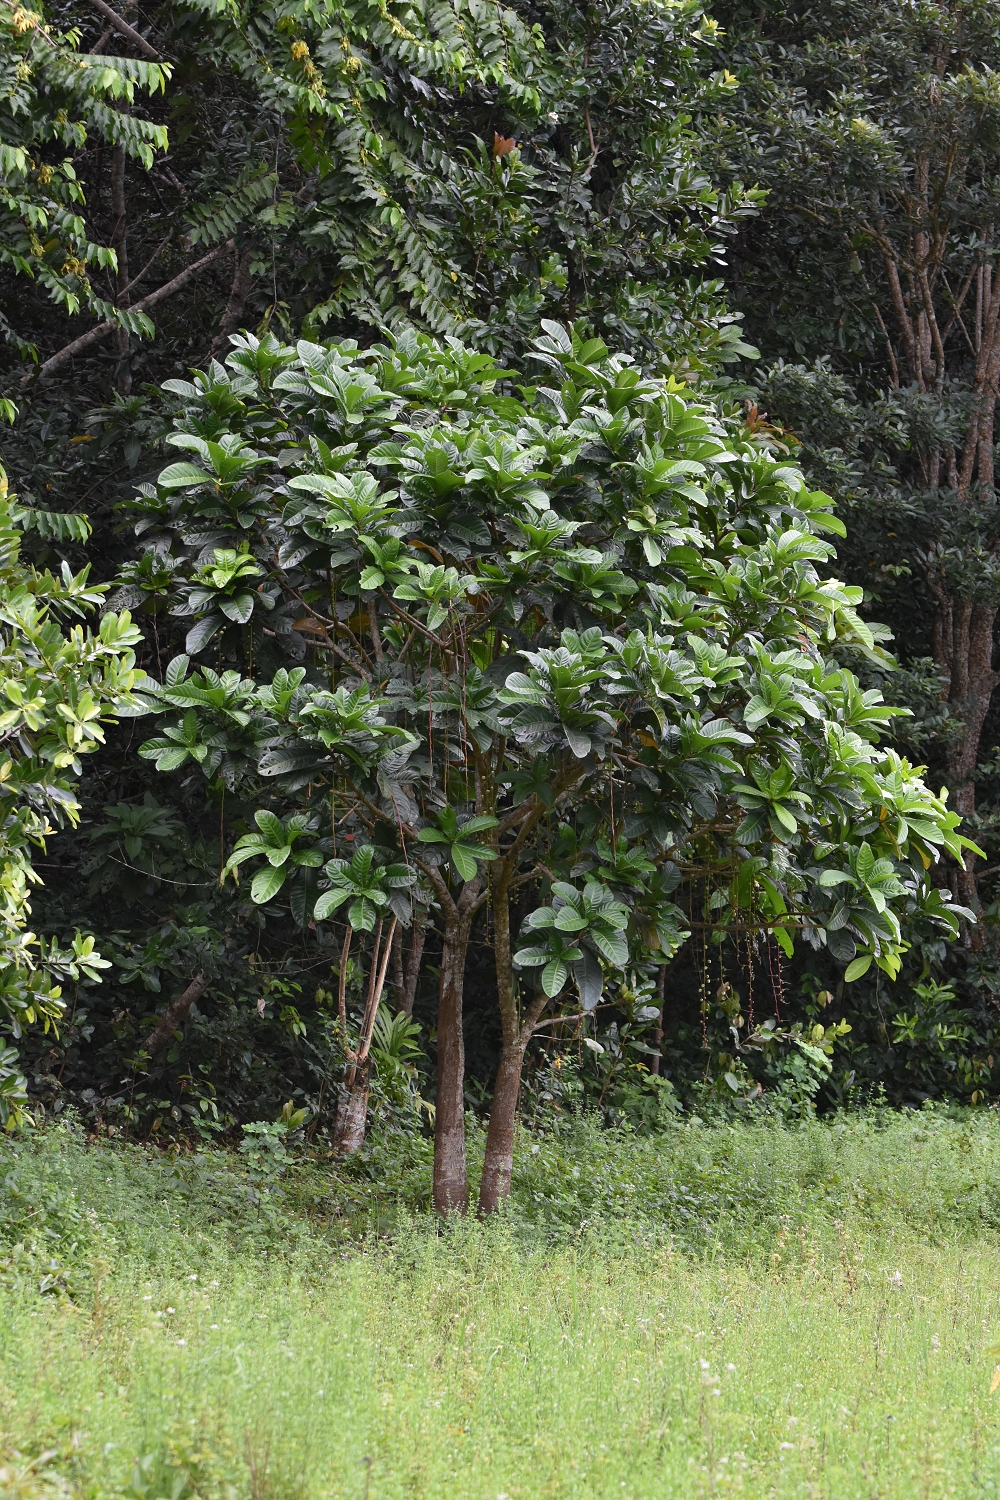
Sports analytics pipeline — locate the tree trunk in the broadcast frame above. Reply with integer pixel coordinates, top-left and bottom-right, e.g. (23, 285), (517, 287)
(649, 963), (666, 1076)
(335, 1060), (371, 1153)
(433, 913), (473, 1214)
(333, 916), (395, 1152)
(145, 973), (208, 1054)
(477, 859), (548, 1216)
(211, 243), (253, 354)
(477, 1042), (525, 1215)
(400, 917), (426, 1017)
(932, 591), (998, 933)
(390, 922), (404, 1010)
(110, 145), (131, 395)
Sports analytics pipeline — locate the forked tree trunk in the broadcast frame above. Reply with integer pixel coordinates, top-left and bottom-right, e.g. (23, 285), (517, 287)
(877, 207), (1000, 939)
(335, 916), (396, 1153)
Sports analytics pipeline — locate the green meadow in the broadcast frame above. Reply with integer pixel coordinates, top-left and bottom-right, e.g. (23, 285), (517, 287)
(4, 1111), (1000, 1497)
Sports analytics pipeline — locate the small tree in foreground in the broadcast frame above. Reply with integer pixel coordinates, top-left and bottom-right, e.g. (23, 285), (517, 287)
(126, 325), (975, 1207)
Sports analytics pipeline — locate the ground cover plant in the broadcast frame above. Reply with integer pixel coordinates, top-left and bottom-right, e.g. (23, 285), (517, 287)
(4, 1111), (1000, 1498)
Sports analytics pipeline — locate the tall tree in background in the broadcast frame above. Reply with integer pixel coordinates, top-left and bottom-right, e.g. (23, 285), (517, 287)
(709, 0), (1000, 926)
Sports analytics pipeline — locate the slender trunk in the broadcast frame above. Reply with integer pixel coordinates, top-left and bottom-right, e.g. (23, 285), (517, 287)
(478, 863), (548, 1216)
(932, 590), (997, 939)
(390, 922), (405, 1011)
(211, 243), (253, 353)
(478, 987), (550, 1215)
(337, 925), (352, 1028)
(478, 1043), (526, 1214)
(334, 917), (396, 1152)
(434, 912), (473, 1213)
(649, 963), (666, 1077)
(400, 916), (426, 1017)
(110, 145), (131, 394)
(145, 973), (208, 1054)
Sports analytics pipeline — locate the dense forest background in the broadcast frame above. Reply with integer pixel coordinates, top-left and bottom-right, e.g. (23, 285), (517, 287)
(2, 0), (999, 1171)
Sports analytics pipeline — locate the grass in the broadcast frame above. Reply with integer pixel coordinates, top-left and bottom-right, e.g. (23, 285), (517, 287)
(4, 1110), (1000, 1497)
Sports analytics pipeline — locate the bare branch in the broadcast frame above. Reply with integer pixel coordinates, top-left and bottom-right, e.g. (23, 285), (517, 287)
(28, 240), (233, 382)
(82, 0), (161, 59)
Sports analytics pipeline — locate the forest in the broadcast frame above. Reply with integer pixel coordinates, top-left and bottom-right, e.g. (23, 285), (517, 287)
(4, 0), (1000, 1495)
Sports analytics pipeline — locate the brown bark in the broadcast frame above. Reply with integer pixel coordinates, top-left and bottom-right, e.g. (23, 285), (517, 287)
(211, 244), (254, 354)
(931, 592), (997, 936)
(144, 973), (208, 1054)
(83, 0), (161, 58)
(478, 1043), (526, 1213)
(335, 1060), (371, 1153)
(334, 917), (396, 1152)
(649, 963), (666, 1077)
(433, 908), (475, 1213)
(477, 858), (548, 1216)
(400, 917), (426, 1017)
(877, 195), (1000, 936)
(390, 922), (404, 1011)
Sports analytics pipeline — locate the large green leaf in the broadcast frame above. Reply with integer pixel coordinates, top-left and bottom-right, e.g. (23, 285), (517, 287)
(251, 865), (288, 904)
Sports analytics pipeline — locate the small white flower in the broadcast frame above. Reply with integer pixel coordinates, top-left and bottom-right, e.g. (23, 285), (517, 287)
(699, 1358), (710, 1370)
(780, 1442), (794, 1450)
(726, 1363), (736, 1371)
(189, 1273), (198, 1281)
(890, 1270), (903, 1288)
(176, 1339), (186, 1346)
(166, 1307), (175, 1314)
(210, 1324), (219, 1330)
(931, 1334), (940, 1350)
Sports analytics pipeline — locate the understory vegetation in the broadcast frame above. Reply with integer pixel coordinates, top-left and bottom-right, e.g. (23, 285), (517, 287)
(4, 1113), (1000, 1498)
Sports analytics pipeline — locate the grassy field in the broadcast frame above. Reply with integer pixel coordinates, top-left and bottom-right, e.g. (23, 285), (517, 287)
(4, 1112), (1000, 1498)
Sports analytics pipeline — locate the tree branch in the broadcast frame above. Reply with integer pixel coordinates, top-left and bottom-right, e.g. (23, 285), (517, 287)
(144, 972), (209, 1054)
(27, 240), (233, 381)
(83, 0), (161, 59)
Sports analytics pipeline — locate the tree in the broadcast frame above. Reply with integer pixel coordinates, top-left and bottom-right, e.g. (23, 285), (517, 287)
(708, 0), (1000, 926)
(0, 403), (140, 1123)
(123, 322), (973, 1209)
(1, 0), (169, 360)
